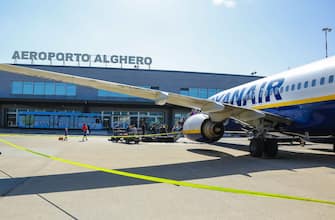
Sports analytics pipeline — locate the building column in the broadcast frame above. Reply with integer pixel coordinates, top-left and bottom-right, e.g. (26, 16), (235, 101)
(0, 105), (5, 128)
(167, 108), (173, 132)
(83, 101), (90, 113)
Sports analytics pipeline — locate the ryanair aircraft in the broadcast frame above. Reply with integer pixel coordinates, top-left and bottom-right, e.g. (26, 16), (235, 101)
(0, 57), (334, 157)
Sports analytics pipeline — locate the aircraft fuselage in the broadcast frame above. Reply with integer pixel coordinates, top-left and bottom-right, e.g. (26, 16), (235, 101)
(209, 57), (335, 135)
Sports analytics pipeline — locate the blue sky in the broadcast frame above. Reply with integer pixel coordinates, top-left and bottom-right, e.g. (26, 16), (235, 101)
(0, 0), (334, 76)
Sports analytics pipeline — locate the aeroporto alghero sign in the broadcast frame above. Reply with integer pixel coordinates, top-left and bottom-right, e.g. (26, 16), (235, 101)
(12, 50), (153, 66)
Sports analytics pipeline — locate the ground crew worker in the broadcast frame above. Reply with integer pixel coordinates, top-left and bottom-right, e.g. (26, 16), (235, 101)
(82, 123), (88, 141)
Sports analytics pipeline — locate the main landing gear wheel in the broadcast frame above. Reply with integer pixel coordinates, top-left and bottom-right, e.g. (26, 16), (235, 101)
(263, 139), (278, 158)
(249, 138), (264, 157)
(249, 138), (278, 158)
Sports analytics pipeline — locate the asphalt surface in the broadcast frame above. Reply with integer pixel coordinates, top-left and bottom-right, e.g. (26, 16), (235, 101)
(0, 134), (334, 220)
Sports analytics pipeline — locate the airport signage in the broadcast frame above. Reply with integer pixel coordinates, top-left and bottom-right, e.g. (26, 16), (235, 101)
(12, 50), (153, 66)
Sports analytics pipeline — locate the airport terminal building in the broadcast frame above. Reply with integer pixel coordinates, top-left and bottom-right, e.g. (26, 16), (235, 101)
(0, 64), (261, 131)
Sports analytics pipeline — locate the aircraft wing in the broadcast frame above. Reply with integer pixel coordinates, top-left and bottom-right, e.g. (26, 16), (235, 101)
(0, 64), (291, 125)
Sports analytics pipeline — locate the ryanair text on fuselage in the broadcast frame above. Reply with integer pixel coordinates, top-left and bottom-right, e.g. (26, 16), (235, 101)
(211, 78), (284, 106)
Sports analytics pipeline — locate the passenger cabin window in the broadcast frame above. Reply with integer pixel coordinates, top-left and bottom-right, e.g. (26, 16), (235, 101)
(320, 77), (325, 85)
(291, 84), (295, 91)
(285, 85), (289, 92)
(304, 81), (308, 88)
(297, 82), (301, 90)
(329, 75), (334, 83)
(312, 79), (316, 87)
(280, 87), (284, 93)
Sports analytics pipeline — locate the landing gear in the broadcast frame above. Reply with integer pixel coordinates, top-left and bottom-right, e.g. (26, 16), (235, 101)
(249, 138), (264, 157)
(249, 138), (278, 158)
(264, 139), (278, 157)
(248, 118), (280, 158)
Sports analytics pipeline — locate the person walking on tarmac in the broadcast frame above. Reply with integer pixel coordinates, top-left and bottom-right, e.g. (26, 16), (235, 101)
(82, 123), (88, 141)
(64, 127), (69, 141)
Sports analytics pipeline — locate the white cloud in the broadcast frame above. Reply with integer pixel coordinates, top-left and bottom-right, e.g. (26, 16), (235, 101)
(212, 0), (237, 8)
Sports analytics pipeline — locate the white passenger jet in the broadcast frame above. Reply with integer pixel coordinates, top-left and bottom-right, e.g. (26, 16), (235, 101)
(0, 56), (334, 157)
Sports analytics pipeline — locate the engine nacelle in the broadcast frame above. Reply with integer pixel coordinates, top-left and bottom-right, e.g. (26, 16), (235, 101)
(183, 113), (224, 142)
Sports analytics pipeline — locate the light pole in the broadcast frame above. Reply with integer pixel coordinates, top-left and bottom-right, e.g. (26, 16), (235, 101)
(322, 27), (332, 58)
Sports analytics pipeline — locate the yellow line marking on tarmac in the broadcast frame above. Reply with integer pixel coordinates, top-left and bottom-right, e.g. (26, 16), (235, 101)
(0, 137), (334, 206)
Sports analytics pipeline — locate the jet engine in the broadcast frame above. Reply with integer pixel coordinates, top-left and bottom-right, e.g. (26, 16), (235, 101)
(182, 113), (224, 142)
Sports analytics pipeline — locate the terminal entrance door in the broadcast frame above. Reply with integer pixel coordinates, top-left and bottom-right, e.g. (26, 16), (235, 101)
(139, 112), (165, 132)
(112, 115), (130, 129)
(130, 116), (138, 127)
(6, 108), (18, 127)
(106, 111), (165, 130)
(103, 117), (110, 129)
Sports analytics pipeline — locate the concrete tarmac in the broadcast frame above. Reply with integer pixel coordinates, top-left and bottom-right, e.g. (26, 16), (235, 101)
(0, 134), (334, 220)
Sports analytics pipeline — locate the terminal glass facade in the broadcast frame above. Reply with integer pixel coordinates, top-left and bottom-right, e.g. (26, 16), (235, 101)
(6, 108), (165, 130)
(98, 90), (132, 97)
(11, 81), (76, 96)
(179, 88), (222, 98)
(109, 111), (164, 129)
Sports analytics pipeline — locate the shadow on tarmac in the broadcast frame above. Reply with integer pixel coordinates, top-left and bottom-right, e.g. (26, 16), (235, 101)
(1, 141), (335, 197)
